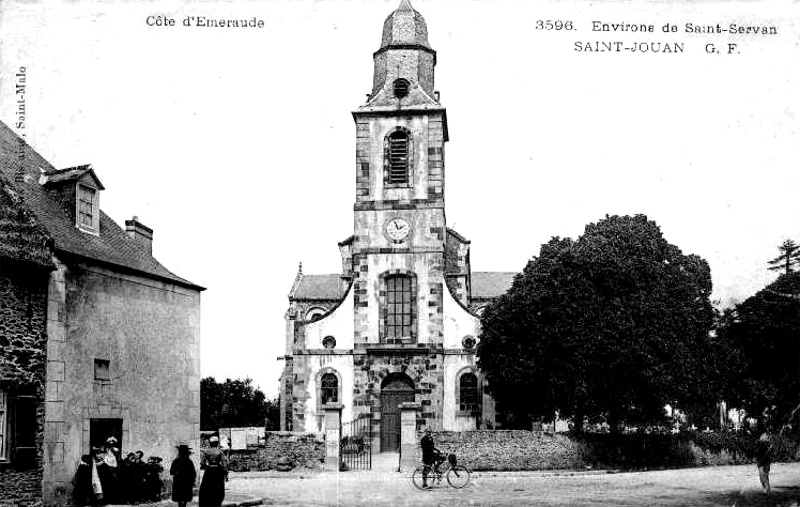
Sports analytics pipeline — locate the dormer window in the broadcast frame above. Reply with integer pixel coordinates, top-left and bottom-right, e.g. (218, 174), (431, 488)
(42, 164), (104, 235)
(77, 184), (99, 232)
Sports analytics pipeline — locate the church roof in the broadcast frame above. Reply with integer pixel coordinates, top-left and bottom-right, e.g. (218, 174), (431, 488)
(471, 271), (516, 299)
(380, 0), (431, 51)
(292, 274), (343, 301)
(290, 271), (516, 302)
(0, 121), (203, 290)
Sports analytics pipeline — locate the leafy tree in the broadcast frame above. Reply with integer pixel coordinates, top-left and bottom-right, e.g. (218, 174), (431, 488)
(200, 377), (280, 430)
(716, 273), (800, 431)
(767, 239), (800, 275)
(477, 215), (716, 432)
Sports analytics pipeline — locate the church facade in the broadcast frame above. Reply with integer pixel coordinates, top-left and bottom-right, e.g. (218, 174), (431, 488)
(280, 0), (514, 451)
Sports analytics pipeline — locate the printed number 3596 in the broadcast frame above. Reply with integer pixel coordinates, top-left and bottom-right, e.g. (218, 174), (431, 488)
(535, 20), (574, 30)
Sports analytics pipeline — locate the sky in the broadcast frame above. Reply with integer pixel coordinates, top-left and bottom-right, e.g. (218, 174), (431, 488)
(1, 0), (798, 398)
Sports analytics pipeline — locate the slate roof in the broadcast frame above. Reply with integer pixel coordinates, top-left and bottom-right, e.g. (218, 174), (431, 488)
(291, 271), (515, 302)
(471, 271), (516, 299)
(380, 0), (432, 51)
(43, 165), (105, 189)
(0, 121), (203, 290)
(292, 274), (343, 301)
(0, 177), (53, 268)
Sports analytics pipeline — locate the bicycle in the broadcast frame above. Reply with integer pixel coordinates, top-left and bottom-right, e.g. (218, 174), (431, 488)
(412, 453), (471, 490)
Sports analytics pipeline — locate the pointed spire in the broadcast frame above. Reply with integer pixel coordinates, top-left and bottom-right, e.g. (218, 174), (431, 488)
(298, 261), (303, 275)
(380, 0), (431, 50)
(397, 0), (414, 13)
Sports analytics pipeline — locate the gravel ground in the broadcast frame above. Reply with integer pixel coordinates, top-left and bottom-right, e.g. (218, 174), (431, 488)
(225, 462), (800, 507)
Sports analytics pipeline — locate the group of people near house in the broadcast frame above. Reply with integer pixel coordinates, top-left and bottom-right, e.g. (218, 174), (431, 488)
(73, 437), (166, 505)
(73, 435), (229, 507)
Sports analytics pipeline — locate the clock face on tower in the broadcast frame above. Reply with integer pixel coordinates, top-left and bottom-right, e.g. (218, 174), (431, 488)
(385, 217), (411, 243)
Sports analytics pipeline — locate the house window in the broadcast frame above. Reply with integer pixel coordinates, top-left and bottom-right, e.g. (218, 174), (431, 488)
(12, 394), (36, 468)
(459, 372), (480, 414)
(385, 275), (412, 342)
(386, 130), (410, 185)
(320, 373), (338, 405)
(0, 391), (6, 461)
(94, 359), (110, 381)
(77, 184), (98, 231)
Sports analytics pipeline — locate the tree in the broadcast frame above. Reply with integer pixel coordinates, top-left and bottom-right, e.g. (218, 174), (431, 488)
(716, 272), (800, 431)
(200, 377), (280, 430)
(477, 215), (716, 431)
(767, 239), (800, 275)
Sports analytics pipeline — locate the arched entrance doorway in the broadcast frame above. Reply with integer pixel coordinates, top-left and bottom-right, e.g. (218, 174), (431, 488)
(380, 373), (415, 452)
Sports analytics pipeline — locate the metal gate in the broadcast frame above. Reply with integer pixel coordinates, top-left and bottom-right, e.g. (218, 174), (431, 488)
(340, 413), (372, 470)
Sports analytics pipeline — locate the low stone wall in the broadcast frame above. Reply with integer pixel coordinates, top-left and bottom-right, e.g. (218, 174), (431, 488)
(225, 432), (324, 472)
(0, 468), (43, 506)
(415, 431), (582, 471)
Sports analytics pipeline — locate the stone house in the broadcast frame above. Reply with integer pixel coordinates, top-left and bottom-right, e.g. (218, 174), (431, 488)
(0, 120), (203, 505)
(279, 0), (515, 452)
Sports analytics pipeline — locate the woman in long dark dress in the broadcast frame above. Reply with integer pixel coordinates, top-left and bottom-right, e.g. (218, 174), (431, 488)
(198, 436), (227, 507)
(72, 454), (94, 506)
(170, 444), (197, 507)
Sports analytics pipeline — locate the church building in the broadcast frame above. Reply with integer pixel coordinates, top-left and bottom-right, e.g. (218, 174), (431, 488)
(280, 0), (514, 451)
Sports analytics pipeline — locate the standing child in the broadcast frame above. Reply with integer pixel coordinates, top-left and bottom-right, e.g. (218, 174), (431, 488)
(170, 444), (197, 507)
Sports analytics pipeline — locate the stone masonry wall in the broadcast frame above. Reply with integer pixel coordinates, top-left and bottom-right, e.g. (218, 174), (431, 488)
(44, 262), (201, 505)
(415, 431), (582, 471)
(0, 261), (49, 506)
(354, 353), (445, 433)
(225, 432), (325, 472)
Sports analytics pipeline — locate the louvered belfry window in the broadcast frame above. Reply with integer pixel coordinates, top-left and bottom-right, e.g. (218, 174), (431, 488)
(387, 131), (410, 185)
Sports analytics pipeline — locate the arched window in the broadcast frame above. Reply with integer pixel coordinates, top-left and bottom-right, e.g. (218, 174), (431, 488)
(385, 274), (413, 342)
(459, 372), (480, 414)
(384, 129), (411, 186)
(320, 373), (338, 405)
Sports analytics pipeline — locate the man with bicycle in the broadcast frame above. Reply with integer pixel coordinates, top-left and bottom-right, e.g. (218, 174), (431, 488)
(420, 428), (445, 489)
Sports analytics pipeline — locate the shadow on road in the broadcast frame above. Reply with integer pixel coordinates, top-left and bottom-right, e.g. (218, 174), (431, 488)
(708, 486), (800, 506)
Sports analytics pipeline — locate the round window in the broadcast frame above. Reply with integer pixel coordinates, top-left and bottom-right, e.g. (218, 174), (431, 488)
(393, 78), (410, 98)
(323, 336), (336, 349)
(462, 335), (476, 350)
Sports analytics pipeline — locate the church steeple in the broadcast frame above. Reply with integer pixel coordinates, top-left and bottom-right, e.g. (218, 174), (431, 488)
(379, 0), (432, 51)
(352, 0), (448, 211)
(363, 0), (440, 109)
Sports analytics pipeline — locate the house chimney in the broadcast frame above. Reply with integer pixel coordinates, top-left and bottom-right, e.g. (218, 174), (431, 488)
(125, 216), (153, 254)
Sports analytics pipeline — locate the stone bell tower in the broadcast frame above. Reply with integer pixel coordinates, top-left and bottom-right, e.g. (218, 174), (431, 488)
(349, 0), (450, 347)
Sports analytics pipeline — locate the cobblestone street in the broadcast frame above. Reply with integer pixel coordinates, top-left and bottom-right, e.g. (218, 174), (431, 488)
(223, 462), (800, 507)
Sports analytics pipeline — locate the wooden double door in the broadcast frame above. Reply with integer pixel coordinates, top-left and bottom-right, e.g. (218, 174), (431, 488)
(379, 374), (415, 452)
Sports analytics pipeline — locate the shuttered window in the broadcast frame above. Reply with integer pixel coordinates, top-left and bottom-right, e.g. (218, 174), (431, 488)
(0, 391), (6, 461)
